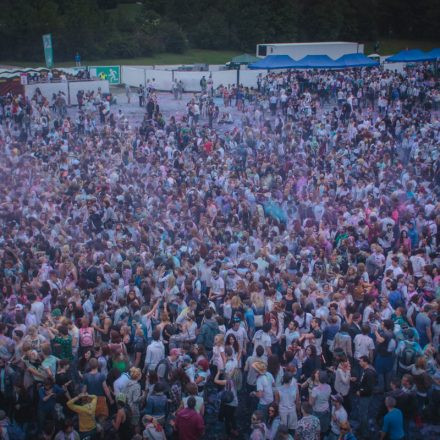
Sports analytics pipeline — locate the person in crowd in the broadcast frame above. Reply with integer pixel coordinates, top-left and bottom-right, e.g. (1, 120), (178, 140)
(0, 61), (439, 440)
(174, 396), (205, 440)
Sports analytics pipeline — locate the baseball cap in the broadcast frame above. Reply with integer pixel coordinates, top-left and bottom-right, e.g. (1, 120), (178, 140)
(331, 394), (343, 404)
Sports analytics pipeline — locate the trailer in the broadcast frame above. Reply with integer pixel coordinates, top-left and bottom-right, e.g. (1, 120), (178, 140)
(256, 42), (364, 60)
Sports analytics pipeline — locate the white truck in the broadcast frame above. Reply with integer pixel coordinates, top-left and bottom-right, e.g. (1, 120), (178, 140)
(256, 41), (364, 60)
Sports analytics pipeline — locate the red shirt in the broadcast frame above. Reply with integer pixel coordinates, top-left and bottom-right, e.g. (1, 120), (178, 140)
(175, 408), (205, 440)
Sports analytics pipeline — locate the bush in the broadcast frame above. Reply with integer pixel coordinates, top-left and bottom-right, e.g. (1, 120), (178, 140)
(158, 21), (187, 53)
(105, 33), (141, 58)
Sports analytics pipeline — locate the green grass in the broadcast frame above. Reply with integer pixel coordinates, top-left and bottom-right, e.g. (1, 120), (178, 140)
(1, 49), (242, 68)
(364, 39), (440, 55)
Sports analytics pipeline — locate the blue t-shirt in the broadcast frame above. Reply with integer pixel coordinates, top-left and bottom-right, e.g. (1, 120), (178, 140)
(382, 408), (404, 440)
(38, 385), (64, 413)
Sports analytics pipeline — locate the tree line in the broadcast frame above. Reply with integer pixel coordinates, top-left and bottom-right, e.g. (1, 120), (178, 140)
(0, 0), (439, 62)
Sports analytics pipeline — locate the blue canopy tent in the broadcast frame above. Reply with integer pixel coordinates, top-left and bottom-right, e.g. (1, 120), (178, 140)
(248, 55), (298, 70)
(385, 49), (429, 63)
(426, 48), (440, 60)
(293, 55), (340, 69)
(336, 53), (379, 68)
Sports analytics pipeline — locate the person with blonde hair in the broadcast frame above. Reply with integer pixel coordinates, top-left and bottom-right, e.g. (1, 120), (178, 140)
(125, 366), (144, 429)
(211, 333), (226, 374)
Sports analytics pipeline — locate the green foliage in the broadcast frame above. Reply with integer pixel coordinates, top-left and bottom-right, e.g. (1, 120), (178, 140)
(0, 0), (439, 62)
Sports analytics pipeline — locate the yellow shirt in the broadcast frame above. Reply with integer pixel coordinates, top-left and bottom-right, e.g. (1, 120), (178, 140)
(67, 395), (97, 432)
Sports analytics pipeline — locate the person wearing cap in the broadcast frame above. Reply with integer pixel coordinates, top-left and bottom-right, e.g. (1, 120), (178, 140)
(329, 394), (348, 439)
(251, 360), (274, 419)
(67, 392), (97, 438)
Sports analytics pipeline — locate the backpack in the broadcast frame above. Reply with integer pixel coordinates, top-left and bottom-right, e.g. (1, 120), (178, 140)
(155, 358), (172, 382)
(399, 341), (418, 367)
(79, 327), (94, 347)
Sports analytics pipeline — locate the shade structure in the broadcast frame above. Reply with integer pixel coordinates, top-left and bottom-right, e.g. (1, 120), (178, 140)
(426, 48), (440, 60)
(293, 54), (339, 69)
(336, 53), (379, 68)
(230, 53), (259, 65)
(248, 55), (298, 70)
(385, 49), (429, 63)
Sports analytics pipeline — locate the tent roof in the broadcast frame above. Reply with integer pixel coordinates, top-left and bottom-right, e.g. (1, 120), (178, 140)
(426, 48), (440, 60)
(248, 55), (298, 70)
(294, 54), (339, 69)
(385, 49), (429, 63)
(230, 53), (259, 64)
(336, 53), (379, 67)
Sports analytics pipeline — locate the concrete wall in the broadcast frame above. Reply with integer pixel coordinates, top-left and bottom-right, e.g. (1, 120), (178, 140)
(174, 71), (207, 92)
(145, 70), (173, 91)
(25, 82), (68, 101)
(211, 70), (238, 88)
(24, 80), (109, 106)
(121, 66), (145, 87)
(239, 70), (261, 88)
(121, 66), (260, 92)
(121, 67), (174, 91)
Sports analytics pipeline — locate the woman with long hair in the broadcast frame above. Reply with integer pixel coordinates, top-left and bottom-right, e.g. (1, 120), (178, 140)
(225, 333), (241, 363)
(211, 334), (226, 376)
(275, 373), (299, 434)
(266, 402), (281, 440)
(251, 291), (265, 330)
(267, 354), (283, 388)
(301, 345), (320, 381)
(268, 313), (282, 356)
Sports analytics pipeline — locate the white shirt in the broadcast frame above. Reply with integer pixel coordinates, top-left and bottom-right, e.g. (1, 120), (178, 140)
(113, 372), (131, 395)
(145, 340), (165, 371)
(225, 326), (248, 353)
(409, 255), (425, 278)
(252, 330), (272, 356)
(353, 334), (375, 359)
(256, 372), (274, 405)
(31, 301), (45, 325)
(331, 406), (348, 435)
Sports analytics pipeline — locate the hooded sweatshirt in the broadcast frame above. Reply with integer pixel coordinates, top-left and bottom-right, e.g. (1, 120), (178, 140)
(196, 318), (219, 350)
(175, 407), (205, 440)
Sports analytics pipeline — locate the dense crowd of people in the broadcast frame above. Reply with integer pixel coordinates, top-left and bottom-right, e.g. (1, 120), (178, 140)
(0, 62), (439, 440)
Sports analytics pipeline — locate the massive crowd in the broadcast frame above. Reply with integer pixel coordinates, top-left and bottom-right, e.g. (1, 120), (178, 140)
(0, 62), (439, 440)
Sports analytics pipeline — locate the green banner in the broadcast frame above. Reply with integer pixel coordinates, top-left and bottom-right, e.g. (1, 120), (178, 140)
(89, 65), (120, 84)
(42, 34), (54, 69)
